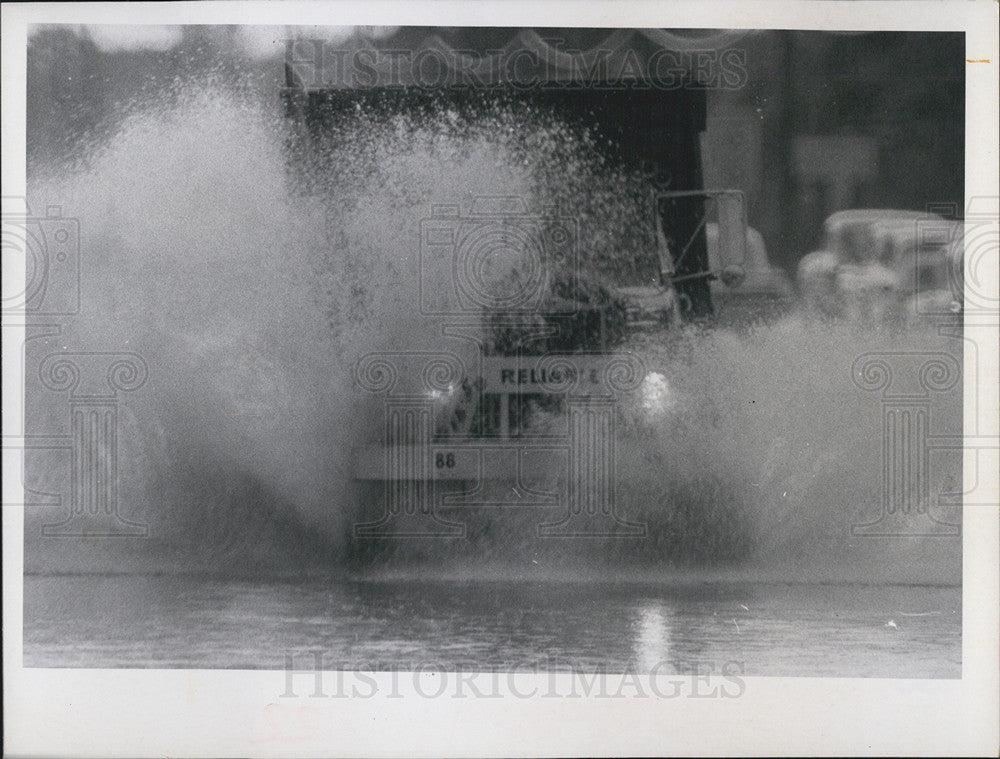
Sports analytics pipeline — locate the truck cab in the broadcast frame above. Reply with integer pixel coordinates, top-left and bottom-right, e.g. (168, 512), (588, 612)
(281, 28), (751, 552)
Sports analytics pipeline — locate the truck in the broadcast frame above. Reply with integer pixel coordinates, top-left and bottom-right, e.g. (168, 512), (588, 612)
(281, 28), (753, 557)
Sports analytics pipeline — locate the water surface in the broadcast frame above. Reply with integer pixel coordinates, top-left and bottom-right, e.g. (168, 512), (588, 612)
(24, 573), (960, 677)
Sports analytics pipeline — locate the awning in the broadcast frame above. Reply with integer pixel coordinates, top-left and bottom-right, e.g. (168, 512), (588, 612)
(284, 27), (754, 90)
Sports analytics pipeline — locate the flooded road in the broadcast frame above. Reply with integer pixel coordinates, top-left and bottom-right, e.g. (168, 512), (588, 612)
(21, 56), (964, 687)
(24, 573), (960, 677)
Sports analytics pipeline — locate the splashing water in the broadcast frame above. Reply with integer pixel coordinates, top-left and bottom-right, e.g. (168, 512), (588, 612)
(24, 81), (960, 583)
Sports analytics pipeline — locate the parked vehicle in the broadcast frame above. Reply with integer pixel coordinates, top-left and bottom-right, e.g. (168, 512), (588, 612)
(796, 209), (962, 321)
(870, 217), (963, 317)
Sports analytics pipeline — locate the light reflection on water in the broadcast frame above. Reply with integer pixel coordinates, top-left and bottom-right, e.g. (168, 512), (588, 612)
(24, 574), (960, 678)
(634, 602), (672, 673)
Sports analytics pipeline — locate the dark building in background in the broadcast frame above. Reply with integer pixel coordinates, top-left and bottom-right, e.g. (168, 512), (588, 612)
(704, 31), (964, 270)
(28, 27), (965, 273)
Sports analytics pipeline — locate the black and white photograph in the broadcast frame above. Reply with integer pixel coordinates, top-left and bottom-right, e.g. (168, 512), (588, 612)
(3, 1), (998, 756)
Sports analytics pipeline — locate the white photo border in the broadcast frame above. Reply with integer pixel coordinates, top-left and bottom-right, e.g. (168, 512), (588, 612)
(3, 1), (997, 756)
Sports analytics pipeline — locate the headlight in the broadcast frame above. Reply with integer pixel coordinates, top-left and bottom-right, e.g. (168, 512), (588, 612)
(640, 371), (674, 414)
